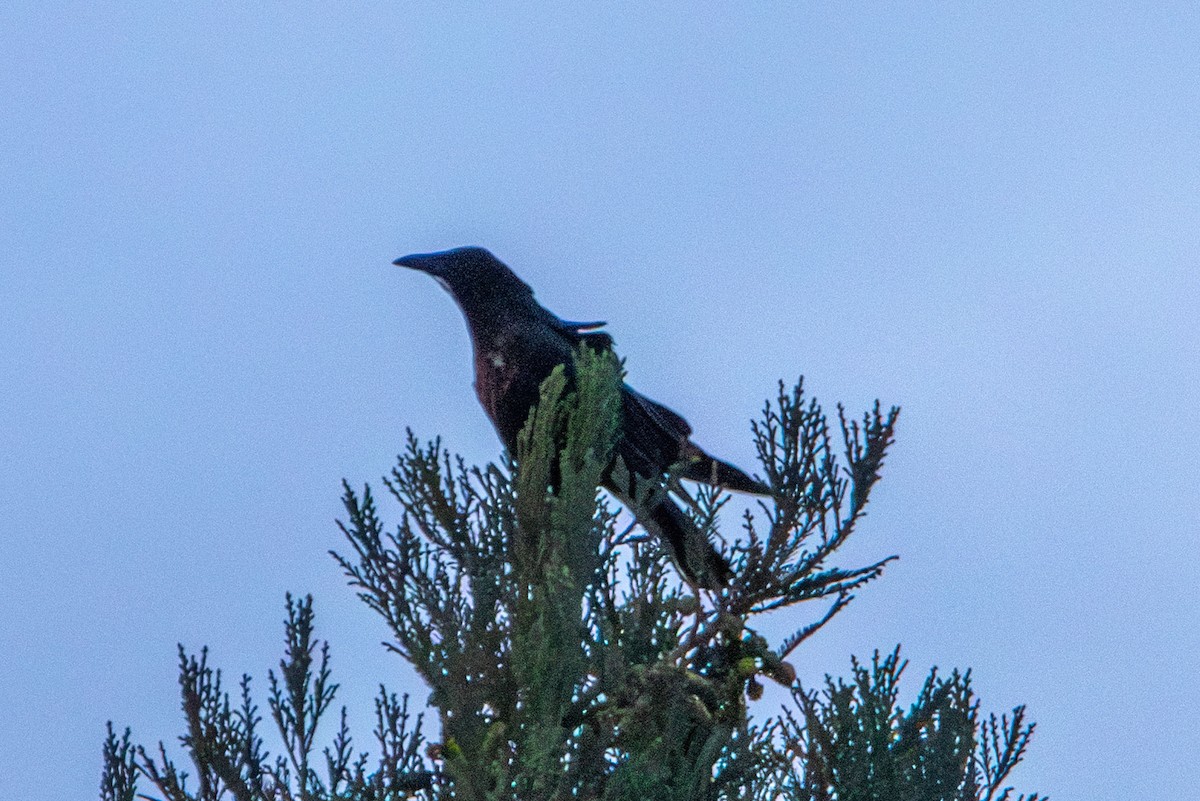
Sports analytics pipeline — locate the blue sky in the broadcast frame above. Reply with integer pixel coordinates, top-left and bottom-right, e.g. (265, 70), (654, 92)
(2, 4), (1198, 799)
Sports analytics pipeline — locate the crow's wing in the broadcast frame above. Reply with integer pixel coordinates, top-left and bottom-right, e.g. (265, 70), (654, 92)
(625, 386), (692, 439)
(537, 309), (615, 353)
(554, 317), (614, 352)
(678, 442), (770, 495)
(541, 308), (766, 495)
(626, 388), (770, 496)
(555, 318), (607, 332)
(616, 387), (691, 479)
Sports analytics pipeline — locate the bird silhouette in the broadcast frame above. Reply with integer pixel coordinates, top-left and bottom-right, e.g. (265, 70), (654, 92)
(394, 246), (768, 588)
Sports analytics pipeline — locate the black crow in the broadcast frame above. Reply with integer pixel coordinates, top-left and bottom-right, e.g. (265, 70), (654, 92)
(394, 246), (768, 588)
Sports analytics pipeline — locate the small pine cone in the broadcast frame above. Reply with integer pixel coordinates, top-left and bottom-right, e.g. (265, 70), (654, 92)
(769, 660), (797, 687)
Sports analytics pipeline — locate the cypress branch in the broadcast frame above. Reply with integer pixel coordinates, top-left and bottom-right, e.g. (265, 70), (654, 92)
(102, 352), (1040, 800)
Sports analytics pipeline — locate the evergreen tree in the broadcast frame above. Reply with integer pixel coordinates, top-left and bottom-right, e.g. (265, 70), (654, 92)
(103, 349), (1041, 800)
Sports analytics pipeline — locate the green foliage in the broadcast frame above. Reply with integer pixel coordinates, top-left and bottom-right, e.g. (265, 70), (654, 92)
(103, 348), (1041, 800)
(777, 648), (1042, 801)
(101, 724), (137, 801)
(102, 595), (431, 801)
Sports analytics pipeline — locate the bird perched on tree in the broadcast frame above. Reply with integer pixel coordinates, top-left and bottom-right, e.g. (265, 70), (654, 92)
(394, 246), (768, 588)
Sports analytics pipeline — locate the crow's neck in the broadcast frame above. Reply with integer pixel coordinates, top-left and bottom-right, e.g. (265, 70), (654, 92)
(453, 292), (539, 348)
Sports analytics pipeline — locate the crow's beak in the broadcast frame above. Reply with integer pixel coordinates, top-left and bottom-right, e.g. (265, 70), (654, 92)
(392, 253), (438, 273)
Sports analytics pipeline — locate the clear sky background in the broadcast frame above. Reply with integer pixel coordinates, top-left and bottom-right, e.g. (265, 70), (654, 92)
(2, 4), (1198, 799)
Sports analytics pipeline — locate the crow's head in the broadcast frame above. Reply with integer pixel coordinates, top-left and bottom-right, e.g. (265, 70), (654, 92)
(393, 247), (533, 309)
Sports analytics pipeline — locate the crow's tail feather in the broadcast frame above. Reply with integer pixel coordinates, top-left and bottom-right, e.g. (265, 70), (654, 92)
(648, 500), (732, 589)
(680, 444), (771, 496)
